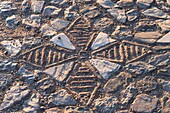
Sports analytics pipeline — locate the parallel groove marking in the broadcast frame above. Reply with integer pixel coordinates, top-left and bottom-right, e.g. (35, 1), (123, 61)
(47, 50), (52, 64)
(35, 49), (40, 64)
(28, 51), (33, 61)
(70, 80), (95, 84)
(70, 85), (95, 89)
(52, 52), (57, 63)
(124, 45), (129, 60)
(130, 45), (135, 58)
(119, 44), (125, 61)
(41, 47), (46, 66)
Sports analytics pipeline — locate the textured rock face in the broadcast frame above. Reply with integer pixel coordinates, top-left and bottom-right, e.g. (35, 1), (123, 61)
(48, 89), (77, 106)
(131, 94), (158, 113)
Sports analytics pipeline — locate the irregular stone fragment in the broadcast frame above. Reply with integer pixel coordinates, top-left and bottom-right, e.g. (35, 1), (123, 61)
(157, 32), (170, 43)
(50, 19), (70, 31)
(142, 7), (170, 19)
(112, 25), (132, 39)
(0, 60), (17, 72)
(22, 14), (41, 28)
(94, 95), (119, 113)
(64, 5), (79, 20)
(5, 15), (20, 29)
(104, 72), (132, 93)
(159, 79), (170, 92)
(43, 6), (61, 17)
(91, 32), (116, 50)
(64, 106), (93, 113)
(89, 59), (121, 79)
(1, 40), (21, 56)
(117, 0), (134, 7)
(50, 33), (75, 50)
(22, 37), (42, 48)
(50, 0), (63, 4)
(23, 93), (40, 113)
(107, 8), (127, 23)
(134, 31), (162, 43)
(45, 108), (63, 113)
(161, 96), (170, 113)
(0, 84), (30, 110)
(125, 61), (156, 75)
(115, 110), (128, 113)
(81, 6), (100, 19)
(121, 83), (138, 106)
(40, 24), (57, 38)
(0, 1), (17, 18)
(22, 0), (30, 12)
(94, 17), (114, 33)
(126, 9), (139, 22)
(44, 61), (74, 82)
(31, 0), (45, 13)
(0, 74), (13, 90)
(96, 0), (114, 9)
(156, 0), (170, 12)
(136, 0), (153, 8)
(48, 89), (77, 106)
(157, 20), (170, 32)
(131, 94), (158, 113)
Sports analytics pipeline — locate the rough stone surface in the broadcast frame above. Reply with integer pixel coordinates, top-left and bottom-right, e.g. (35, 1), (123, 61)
(0, 84), (30, 110)
(0, 60), (17, 72)
(131, 94), (158, 113)
(136, 0), (153, 9)
(31, 0), (45, 13)
(5, 15), (20, 29)
(90, 59), (121, 79)
(48, 89), (77, 106)
(94, 95), (119, 113)
(50, 19), (70, 31)
(125, 61), (156, 75)
(96, 0), (114, 9)
(43, 6), (61, 17)
(126, 9), (139, 22)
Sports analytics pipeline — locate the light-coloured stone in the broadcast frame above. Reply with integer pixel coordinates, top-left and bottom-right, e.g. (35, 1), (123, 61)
(44, 61), (74, 82)
(107, 8), (127, 23)
(97, 0), (114, 9)
(31, 0), (45, 13)
(1, 40), (21, 56)
(43, 6), (61, 17)
(50, 33), (75, 50)
(142, 7), (170, 19)
(136, 0), (153, 8)
(157, 20), (170, 32)
(117, 0), (134, 7)
(157, 32), (170, 43)
(167, 0), (170, 5)
(89, 59), (121, 79)
(91, 32), (116, 50)
(126, 9), (139, 22)
(48, 89), (77, 106)
(51, 19), (70, 31)
(22, 14), (41, 28)
(131, 94), (158, 113)
(5, 15), (20, 29)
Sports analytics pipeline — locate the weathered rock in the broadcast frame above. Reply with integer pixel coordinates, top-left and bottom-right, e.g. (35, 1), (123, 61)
(0, 74), (13, 90)
(134, 31), (162, 43)
(50, 19), (70, 31)
(45, 108), (63, 113)
(0, 1), (17, 18)
(135, 20), (157, 32)
(22, 14), (41, 28)
(157, 32), (170, 43)
(44, 61), (74, 82)
(23, 93), (40, 113)
(131, 94), (158, 113)
(157, 20), (170, 32)
(136, 0), (153, 8)
(115, 110), (128, 113)
(94, 95), (119, 113)
(91, 32), (116, 50)
(89, 59), (121, 79)
(135, 76), (158, 92)
(31, 0), (45, 13)
(142, 7), (170, 19)
(107, 8), (127, 23)
(160, 96), (170, 113)
(43, 6), (61, 17)
(125, 61), (156, 75)
(104, 72), (132, 93)
(1, 40), (21, 56)
(0, 84), (30, 110)
(121, 83), (138, 106)
(48, 89), (77, 106)
(22, 0), (30, 12)
(50, 33), (75, 50)
(40, 24), (57, 38)
(0, 60), (17, 72)
(50, 0), (63, 5)
(64, 5), (79, 20)
(36, 76), (55, 93)
(5, 15), (20, 29)
(22, 37), (42, 48)
(156, 0), (170, 12)
(117, 0), (134, 7)
(81, 6), (100, 19)
(94, 17), (114, 33)
(64, 106), (93, 113)
(126, 9), (139, 22)
(159, 79), (170, 92)
(111, 25), (132, 39)
(96, 0), (114, 9)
